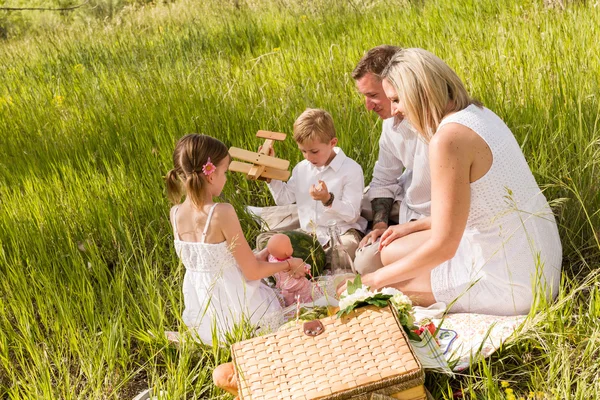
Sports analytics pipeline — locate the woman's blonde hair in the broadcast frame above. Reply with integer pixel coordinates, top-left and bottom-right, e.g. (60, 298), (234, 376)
(381, 48), (481, 140)
(165, 134), (229, 209)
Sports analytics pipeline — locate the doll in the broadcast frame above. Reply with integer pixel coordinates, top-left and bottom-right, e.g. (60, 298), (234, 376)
(267, 234), (317, 306)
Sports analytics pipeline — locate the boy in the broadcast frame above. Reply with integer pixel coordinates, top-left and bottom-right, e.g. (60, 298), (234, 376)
(260, 108), (367, 261)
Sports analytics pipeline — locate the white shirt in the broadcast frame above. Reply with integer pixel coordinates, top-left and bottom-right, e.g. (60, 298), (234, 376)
(368, 118), (432, 223)
(268, 147), (367, 245)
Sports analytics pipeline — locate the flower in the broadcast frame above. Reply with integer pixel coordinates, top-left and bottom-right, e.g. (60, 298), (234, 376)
(380, 287), (401, 296)
(202, 157), (216, 176)
(73, 64), (85, 74)
(338, 285), (371, 310)
(501, 381), (510, 388)
(390, 292), (412, 307)
(53, 95), (64, 108)
(273, 47), (280, 52)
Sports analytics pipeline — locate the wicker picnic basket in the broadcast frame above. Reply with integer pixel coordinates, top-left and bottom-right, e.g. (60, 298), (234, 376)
(231, 305), (426, 400)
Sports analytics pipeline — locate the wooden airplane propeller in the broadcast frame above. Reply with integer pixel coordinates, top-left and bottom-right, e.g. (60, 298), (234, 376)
(228, 130), (291, 181)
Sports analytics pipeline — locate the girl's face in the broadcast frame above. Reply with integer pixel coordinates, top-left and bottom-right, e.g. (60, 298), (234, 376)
(207, 156), (229, 196)
(382, 79), (408, 123)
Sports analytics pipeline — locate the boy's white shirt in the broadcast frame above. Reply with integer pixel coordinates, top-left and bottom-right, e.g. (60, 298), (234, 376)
(267, 147), (367, 245)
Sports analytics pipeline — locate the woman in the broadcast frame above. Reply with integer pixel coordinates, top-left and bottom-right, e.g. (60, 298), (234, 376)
(342, 48), (562, 315)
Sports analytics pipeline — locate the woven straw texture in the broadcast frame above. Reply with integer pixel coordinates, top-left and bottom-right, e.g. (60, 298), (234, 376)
(231, 305), (424, 400)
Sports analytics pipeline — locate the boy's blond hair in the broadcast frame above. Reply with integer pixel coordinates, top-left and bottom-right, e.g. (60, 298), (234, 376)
(293, 108), (336, 144)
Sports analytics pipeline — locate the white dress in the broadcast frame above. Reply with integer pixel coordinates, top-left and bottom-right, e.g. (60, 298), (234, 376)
(172, 204), (284, 345)
(430, 105), (562, 315)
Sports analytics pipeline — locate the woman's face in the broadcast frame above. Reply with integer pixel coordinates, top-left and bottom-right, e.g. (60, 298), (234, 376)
(382, 79), (408, 122)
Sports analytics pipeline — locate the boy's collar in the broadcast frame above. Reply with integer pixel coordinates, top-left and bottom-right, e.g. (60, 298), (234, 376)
(323, 147), (345, 172)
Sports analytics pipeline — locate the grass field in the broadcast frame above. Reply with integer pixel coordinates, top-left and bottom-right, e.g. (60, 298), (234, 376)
(1, 0), (599, 398)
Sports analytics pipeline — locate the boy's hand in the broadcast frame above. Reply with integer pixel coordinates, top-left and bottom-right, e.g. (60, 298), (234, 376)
(257, 145), (275, 183)
(258, 145), (275, 157)
(309, 180), (330, 203)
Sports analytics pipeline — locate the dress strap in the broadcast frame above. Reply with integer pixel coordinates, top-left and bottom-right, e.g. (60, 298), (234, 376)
(171, 206), (181, 241)
(201, 203), (219, 243)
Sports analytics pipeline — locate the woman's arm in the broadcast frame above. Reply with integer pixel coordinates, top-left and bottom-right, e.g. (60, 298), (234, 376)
(217, 204), (305, 280)
(364, 124), (474, 289)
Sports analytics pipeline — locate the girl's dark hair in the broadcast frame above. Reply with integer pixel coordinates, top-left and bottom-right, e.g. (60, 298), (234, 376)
(165, 134), (229, 209)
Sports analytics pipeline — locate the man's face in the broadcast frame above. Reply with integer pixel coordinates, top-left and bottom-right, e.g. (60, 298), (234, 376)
(355, 73), (392, 120)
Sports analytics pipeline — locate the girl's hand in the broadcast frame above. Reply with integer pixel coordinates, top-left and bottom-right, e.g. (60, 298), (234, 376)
(288, 257), (308, 279)
(254, 247), (270, 262)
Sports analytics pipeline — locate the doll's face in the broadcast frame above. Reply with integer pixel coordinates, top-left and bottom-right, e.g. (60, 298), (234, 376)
(267, 234), (293, 259)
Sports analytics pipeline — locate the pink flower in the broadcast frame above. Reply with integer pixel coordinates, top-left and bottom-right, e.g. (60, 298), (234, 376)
(202, 157), (216, 176)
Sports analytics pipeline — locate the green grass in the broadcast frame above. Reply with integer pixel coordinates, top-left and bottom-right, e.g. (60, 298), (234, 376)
(1, 0), (599, 398)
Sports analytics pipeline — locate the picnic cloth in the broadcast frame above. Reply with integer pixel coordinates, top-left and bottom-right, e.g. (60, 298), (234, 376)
(413, 303), (527, 372)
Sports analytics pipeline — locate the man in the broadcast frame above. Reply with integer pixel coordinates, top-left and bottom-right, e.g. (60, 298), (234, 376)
(352, 45), (432, 274)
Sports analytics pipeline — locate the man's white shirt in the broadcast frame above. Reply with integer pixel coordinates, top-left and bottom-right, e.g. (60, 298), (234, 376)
(268, 147), (367, 245)
(368, 118), (432, 223)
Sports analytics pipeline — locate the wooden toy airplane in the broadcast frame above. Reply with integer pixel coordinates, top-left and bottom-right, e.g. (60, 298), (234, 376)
(228, 130), (291, 181)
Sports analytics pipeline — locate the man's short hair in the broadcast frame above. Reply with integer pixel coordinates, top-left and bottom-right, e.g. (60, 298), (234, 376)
(293, 108), (336, 144)
(351, 45), (402, 80)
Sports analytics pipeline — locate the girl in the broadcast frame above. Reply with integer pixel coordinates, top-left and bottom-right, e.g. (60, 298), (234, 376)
(166, 134), (307, 345)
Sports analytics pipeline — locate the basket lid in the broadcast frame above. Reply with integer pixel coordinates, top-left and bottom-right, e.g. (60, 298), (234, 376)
(231, 305), (423, 400)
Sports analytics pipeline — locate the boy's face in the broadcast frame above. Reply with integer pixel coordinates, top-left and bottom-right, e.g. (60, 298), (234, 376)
(355, 72), (392, 120)
(297, 138), (338, 167)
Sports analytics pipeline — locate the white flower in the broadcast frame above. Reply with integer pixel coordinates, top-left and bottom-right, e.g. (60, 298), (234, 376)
(339, 285), (371, 309)
(380, 287), (401, 296)
(391, 292), (412, 307)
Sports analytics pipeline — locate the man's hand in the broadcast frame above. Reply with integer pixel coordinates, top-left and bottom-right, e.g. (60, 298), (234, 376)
(358, 222), (388, 249)
(309, 180), (330, 203)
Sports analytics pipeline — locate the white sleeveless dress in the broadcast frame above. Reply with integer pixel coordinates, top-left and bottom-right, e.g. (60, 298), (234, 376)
(430, 105), (562, 315)
(172, 204), (284, 344)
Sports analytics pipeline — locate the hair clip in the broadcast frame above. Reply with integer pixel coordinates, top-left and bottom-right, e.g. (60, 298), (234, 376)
(202, 157), (216, 176)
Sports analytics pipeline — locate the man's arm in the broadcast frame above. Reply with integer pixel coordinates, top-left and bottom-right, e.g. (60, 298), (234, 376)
(371, 197), (394, 229)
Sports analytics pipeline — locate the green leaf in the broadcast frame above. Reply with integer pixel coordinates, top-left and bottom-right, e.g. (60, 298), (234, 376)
(346, 274), (362, 295)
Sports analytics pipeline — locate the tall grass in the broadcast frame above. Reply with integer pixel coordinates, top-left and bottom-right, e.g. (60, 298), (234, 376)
(1, 0), (599, 398)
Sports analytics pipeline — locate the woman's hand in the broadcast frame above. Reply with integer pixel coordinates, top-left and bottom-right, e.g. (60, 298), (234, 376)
(359, 228), (386, 249)
(378, 223), (415, 251)
(335, 272), (381, 297)
(336, 279), (350, 297)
